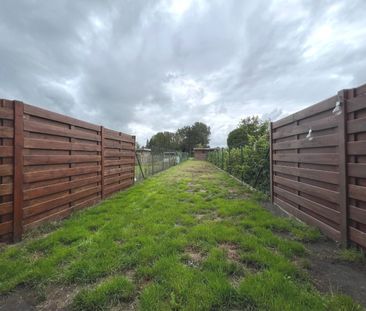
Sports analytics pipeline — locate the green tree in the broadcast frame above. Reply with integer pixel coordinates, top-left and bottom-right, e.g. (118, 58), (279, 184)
(227, 116), (267, 148)
(208, 116), (270, 192)
(147, 122), (211, 154)
(227, 127), (247, 149)
(176, 122), (211, 154)
(146, 131), (178, 152)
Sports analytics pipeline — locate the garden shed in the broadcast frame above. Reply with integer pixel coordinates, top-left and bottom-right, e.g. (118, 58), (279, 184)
(193, 147), (216, 160)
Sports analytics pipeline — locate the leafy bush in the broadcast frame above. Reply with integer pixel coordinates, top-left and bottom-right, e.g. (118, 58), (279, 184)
(208, 133), (269, 193)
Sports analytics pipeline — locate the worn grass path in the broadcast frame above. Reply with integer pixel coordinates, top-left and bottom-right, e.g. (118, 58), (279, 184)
(0, 160), (362, 310)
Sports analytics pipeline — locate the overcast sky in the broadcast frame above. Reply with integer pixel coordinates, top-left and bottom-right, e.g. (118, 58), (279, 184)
(1, 0), (366, 146)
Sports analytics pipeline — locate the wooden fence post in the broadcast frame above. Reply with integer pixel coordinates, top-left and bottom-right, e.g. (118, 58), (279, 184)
(13, 101), (24, 242)
(338, 89), (349, 247)
(269, 122), (274, 203)
(100, 126), (105, 199)
(132, 136), (136, 184)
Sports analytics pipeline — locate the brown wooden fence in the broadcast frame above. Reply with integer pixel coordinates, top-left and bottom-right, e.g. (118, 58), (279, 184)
(0, 99), (135, 243)
(270, 83), (366, 249)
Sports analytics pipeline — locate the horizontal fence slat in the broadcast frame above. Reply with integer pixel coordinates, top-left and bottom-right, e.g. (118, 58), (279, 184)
(274, 175), (339, 203)
(274, 197), (341, 241)
(103, 132), (134, 143)
(0, 126), (14, 138)
(72, 196), (100, 212)
(23, 185), (101, 218)
(24, 166), (100, 183)
(273, 165), (339, 184)
(355, 83), (366, 94)
(24, 119), (101, 142)
(104, 167), (134, 176)
(274, 186), (340, 223)
(24, 155), (101, 165)
(24, 205), (73, 230)
(24, 175), (101, 200)
(349, 205), (366, 225)
(0, 221), (13, 235)
(348, 141), (366, 155)
(0, 146), (13, 157)
(104, 150), (135, 157)
(273, 153), (338, 165)
(24, 104), (100, 131)
(347, 96), (366, 113)
(347, 163), (366, 178)
(0, 107), (14, 120)
(24, 196), (100, 230)
(347, 117), (366, 134)
(103, 140), (134, 149)
(104, 173), (134, 186)
(104, 180), (132, 196)
(348, 184), (366, 202)
(0, 183), (13, 196)
(273, 134), (338, 150)
(104, 159), (135, 167)
(272, 96), (336, 129)
(273, 115), (338, 140)
(349, 227), (366, 248)
(0, 164), (13, 177)
(24, 138), (101, 152)
(0, 202), (13, 216)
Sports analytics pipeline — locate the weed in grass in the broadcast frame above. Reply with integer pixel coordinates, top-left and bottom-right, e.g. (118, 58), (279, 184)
(338, 247), (365, 264)
(325, 294), (363, 311)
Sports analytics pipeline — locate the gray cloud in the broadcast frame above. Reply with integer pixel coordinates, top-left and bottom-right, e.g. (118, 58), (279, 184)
(1, 0), (366, 146)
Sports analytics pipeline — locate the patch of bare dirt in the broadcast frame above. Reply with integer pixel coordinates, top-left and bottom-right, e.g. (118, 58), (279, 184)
(263, 201), (366, 308)
(226, 188), (250, 200)
(185, 167), (213, 174)
(111, 301), (138, 311)
(219, 243), (240, 262)
(124, 269), (136, 281)
(194, 213), (206, 220)
(0, 287), (38, 311)
(185, 246), (205, 267)
(306, 239), (366, 307)
(36, 285), (79, 311)
(0, 284), (80, 311)
(194, 210), (223, 223)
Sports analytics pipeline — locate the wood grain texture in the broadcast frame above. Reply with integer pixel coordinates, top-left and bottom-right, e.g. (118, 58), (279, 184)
(13, 101), (24, 242)
(271, 84), (366, 249)
(337, 89), (348, 247)
(0, 98), (135, 243)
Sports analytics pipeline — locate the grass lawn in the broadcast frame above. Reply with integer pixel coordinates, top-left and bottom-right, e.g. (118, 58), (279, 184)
(0, 160), (362, 310)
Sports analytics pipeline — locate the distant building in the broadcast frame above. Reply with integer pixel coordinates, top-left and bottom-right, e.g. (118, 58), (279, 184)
(193, 147), (216, 161)
(136, 148), (151, 163)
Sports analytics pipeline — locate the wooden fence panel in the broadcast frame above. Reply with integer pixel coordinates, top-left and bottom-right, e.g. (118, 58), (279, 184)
(0, 99), (136, 242)
(347, 85), (366, 249)
(102, 128), (135, 197)
(0, 100), (14, 242)
(271, 95), (342, 241)
(22, 104), (102, 230)
(271, 83), (366, 249)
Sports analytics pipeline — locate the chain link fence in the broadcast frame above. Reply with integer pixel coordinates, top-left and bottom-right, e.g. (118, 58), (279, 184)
(135, 151), (189, 182)
(207, 144), (269, 193)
